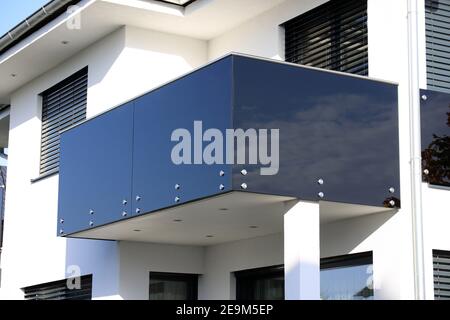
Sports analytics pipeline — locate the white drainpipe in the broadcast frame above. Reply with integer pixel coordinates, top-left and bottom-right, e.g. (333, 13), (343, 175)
(407, 0), (426, 300)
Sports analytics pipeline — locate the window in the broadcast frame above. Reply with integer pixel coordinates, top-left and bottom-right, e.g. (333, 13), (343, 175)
(425, 0), (450, 93)
(235, 266), (284, 300)
(283, 0), (368, 76)
(22, 275), (92, 300)
(149, 272), (198, 300)
(39, 67), (88, 175)
(321, 252), (373, 300)
(235, 252), (373, 300)
(433, 250), (450, 300)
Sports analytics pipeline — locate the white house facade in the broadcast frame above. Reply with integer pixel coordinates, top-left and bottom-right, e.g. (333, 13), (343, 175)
(0, 0), (448, 300)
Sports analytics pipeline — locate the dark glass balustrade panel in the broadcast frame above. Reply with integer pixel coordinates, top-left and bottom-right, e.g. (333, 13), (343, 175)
(232, 56), (400, 207)
(131, 57), (233, 216)
(420, 89), (450, 187)
(57, 54), (402, 237)
(57, 102), (134, 235)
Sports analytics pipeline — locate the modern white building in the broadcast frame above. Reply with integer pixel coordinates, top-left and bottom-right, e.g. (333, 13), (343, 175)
(0, 0), (449, 300)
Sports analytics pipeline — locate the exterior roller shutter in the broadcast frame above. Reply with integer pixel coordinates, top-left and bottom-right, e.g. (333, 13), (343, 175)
(283, 0), (368, 76)
(23, 275), (92, 300)
(40, 67), (88, 175)
(426, 0), (450, 93)
(434, 250), (450, 300)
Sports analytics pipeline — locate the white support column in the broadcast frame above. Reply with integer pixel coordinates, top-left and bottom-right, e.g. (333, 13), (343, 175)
(284, 200), (320, 300)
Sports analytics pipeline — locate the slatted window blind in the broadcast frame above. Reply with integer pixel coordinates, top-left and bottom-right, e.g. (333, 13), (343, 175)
(40, 67), (88, 175)
(426, 0), (450, 93)
(283, 0), (368, 76)
(433, 250), (450, 300)
(23, 275), (92, 300)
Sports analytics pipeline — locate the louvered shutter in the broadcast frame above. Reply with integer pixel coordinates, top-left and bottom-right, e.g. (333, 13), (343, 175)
(434, 250), (450, 300)
(23, 275), (92, 300)
(40, 67), (88, 175)
(426, 0), (450, 93)
(283, 0), (368, 76)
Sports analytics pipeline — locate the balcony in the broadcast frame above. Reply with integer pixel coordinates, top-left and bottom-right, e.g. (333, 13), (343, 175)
(57, 54), (400, 241)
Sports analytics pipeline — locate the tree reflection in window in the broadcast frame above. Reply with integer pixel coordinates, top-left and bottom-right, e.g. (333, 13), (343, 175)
(422, 105), (450, 186)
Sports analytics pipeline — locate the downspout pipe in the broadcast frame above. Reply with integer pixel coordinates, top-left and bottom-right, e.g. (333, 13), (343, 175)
(407, 0), (426, 300)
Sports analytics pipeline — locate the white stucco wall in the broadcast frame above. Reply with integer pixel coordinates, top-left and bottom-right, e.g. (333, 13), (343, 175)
(208, 0), (328, 61)
(119, 241), (205, 300)
(422, 184), (450, 299)
(116, 233), (283, 300)
(0, 25), (207, 299)
(0, 0), (446, 301)
(205, 0), (445, 300)
(199, 233), (283, 300)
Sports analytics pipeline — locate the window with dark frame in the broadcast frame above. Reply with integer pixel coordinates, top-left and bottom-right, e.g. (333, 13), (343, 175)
(235, 252), (373, 300)
(149, 272), (198, 300)
(283, 0), (368, 76)
(39, 67), (88, 176)
(321, 251), (373, 300)
(433, 249), (450, 299)
(425, 0), (450, 94)
(22, 275), (92, 300)
(235, 265), (285, 300)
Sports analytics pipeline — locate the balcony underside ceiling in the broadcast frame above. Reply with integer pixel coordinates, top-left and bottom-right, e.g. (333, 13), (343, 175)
(69, 191), (395, 246)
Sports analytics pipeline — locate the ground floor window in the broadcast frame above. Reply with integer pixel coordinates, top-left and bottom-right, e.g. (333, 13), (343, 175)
(235, 266), (284, 300)
(149, 272), (198, 300)
(22, 275), (92, 300)
(321, 252), (373, 300)
(235, 252), (373, 300)
(433, 250), (450, 300)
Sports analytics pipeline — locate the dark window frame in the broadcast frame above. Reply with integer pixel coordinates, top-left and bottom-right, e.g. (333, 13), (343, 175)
(282, 0), (368, 76)
(235, 265), (284, 301)
(149, 272), (199, 300)
(425, 0), (450, 94)
(433, 249), (450, 300)
(39, 66), (88, 176)
(321, 251), (373, 270)
(235, 251), (373, 300)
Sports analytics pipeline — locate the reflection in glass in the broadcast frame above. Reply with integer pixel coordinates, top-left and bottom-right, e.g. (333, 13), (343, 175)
(422, 103), (450, 186)
(233, 55), (400, 207)
(321, 264), (373, 300)
(236, 255), (374, 301)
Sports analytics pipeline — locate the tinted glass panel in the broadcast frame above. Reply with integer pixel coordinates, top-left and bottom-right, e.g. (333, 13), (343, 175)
(236, 253), (373, 301)
(58, 55), (401, 237)
(58, 102), (134, 235)
(132, 57), (232, 216)
(235, 266), (284, 300)
(321, 263), (373, 300)
(420, 89), (450, 187)
(149, 273), (198, 300)
(232, 56), (400, 207)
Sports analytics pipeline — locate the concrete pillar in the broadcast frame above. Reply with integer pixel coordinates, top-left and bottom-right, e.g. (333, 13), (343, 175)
(284, 200), (320, 300)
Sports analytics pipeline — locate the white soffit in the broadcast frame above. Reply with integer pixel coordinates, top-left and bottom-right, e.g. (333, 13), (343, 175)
(0, 0), (285, 103)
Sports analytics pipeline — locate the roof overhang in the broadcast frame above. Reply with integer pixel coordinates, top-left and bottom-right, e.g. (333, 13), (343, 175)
(0, 0), (286, 104)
